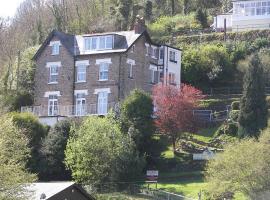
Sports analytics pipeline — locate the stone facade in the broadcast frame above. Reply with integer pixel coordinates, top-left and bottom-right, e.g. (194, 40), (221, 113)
(31, 29), (181, 118)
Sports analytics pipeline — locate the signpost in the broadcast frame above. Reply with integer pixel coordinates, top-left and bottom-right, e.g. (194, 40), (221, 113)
(146, 170), (159, 189)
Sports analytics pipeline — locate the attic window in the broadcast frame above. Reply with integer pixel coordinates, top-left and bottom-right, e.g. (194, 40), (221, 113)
(84, 35), (113, 51)
(50, 41), (61, 55)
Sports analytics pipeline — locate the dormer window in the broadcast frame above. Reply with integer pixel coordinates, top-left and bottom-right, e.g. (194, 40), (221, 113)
(84, 35), (113, 51)
(50, 41), (61, 55)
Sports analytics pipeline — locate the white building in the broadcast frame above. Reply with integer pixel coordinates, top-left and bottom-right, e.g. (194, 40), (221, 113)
(213, 0), (270, 32)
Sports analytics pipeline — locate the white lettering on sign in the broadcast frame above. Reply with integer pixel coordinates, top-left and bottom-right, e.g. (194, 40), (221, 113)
(147, 170), (159, 177)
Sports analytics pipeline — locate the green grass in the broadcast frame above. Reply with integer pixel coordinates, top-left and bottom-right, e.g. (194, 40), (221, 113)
(191, 127), (219, 143)
(96, 193), (152, 200)
(147, 176), (206, 198)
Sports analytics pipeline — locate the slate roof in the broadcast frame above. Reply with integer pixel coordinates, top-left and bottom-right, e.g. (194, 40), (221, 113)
(27, 182), (95, 200)
(33, 29), (154, 59)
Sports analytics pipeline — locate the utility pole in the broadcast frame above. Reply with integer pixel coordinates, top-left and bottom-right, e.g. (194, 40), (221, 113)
(224, 18), (227, 42)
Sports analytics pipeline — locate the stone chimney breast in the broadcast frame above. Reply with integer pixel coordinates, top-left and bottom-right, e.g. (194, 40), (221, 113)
(134, 15), (146, 34)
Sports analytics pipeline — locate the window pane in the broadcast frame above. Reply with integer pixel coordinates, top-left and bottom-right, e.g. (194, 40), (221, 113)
(84, 38), (91, 50)
(99, 37), (106, 49)
(91, 37), (97, 50)
(105, 36), (113, 49)
(52, 44), (59, 55)
(99, 63), (109, 80)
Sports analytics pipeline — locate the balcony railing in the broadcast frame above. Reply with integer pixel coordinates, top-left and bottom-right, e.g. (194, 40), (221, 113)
(21, 102), (117, 117)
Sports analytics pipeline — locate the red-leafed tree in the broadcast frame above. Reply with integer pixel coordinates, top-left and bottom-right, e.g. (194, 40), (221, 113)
(152, 83), (204, 153)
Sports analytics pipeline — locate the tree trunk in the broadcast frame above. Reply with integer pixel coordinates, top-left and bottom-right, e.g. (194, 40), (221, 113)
(171, 0), (175, 15)
(172, 136), (176, 155)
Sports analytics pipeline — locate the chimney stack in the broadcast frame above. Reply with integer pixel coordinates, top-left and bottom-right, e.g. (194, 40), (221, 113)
(134, 15), (146, 34)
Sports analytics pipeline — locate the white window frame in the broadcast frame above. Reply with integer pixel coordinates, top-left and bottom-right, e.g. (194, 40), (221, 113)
(50, 41), (61, 55)
(84, 35), (113, 51)
(169, 51), (177, 63)
(96, 59), (111, 81)
(75, 93), (86, 116)
(234, 0), (270, 16)
(152, 46), (158, 59)
(49, 65), (59, 84)
(46, 62), (61, 84)
(97, 91), (108, 115)
(169, 72), (176, 85)
(99, 63), (109, 81)
(48, 95), (58, 116)
(94, 88), (111, 115)
(145, 43), (150, 56)
(127, 59), (135, 78)
(76, 65), (87, 82)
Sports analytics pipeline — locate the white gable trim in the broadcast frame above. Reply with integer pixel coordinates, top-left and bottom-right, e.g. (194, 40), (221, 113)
(49, 41), (61, 46)
(44, 91), (61, 97)
(127, 58), (135, 65)
(74, 90), (88, 95)
(46, 62), (61, 68)
(96, 58), (112, 65)
(75, 60), (90, 66)
(94, 88), (111, 94)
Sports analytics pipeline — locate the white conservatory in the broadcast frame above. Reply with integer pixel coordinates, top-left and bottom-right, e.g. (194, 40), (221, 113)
(212, 0), (270, 32)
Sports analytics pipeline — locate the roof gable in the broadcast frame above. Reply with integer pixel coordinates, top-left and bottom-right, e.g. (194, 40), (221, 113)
(33, 30), (74, 60)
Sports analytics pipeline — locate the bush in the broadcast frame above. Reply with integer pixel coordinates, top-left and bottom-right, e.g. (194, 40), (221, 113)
(229, 110), (240, 122)
(9, 112), (48, 174)
(120, 89), (155, 157)
(65, 116), (145, 185)
(231, 101), (240, 110)
(206, 129), (270, 199)
(216, 122), (238, 136)
(39, 119), (80, 180)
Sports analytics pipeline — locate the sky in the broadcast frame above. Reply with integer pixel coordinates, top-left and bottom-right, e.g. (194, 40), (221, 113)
(0, 0), (24, 18)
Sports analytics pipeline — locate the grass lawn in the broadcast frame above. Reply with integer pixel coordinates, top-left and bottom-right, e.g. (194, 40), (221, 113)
(192, 127), (219, 143)
(96, 193), (152, 200)
(148, 176), (206, 198)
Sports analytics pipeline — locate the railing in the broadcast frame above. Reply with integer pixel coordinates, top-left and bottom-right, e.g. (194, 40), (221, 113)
(203, 86), (270, 96)
(21, 102), (117, 117)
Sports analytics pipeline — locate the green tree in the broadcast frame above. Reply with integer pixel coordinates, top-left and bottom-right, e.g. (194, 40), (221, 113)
(182, 44), (233, 88)
(0, 116), (36, 200)
(116, 0), (133, 30)
(206, 129), (270, 199)
(238, 53), (268, 138)
(10, 112), (48, 174)
(39, 119), (79, 180)
(65, 116), (145, 185)
(144, 1), (153, 21)
(120, 89), (155, 157)
(195, 8), (208, 28)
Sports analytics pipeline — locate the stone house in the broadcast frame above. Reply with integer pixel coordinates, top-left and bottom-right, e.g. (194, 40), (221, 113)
(22, 18), (181, 125)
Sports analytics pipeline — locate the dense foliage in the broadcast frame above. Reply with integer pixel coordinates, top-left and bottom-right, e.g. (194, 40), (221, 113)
(39, 119), (79, 180)
(10, 112), (48, 174)
(65, 116), (145, 185)
(206, 129), (270, 199)
(182, 44), (233, 88)
(120, 89), (155, 157)
(0, 116), (36, 200)
(238, 54), (268, 138)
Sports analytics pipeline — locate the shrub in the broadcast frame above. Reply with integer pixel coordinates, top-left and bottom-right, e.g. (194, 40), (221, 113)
(65, 116), (145, 185)
(120, 89), (155, 157)
(231, 101), (240, 110)
(216, 122), (238, 136)
(10, 112), (48, 174)
(39, 119), (81, 180)
(229, 110), (240, 122)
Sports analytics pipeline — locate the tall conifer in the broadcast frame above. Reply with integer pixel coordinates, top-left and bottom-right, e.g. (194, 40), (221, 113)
(238, 53), (268, 137)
